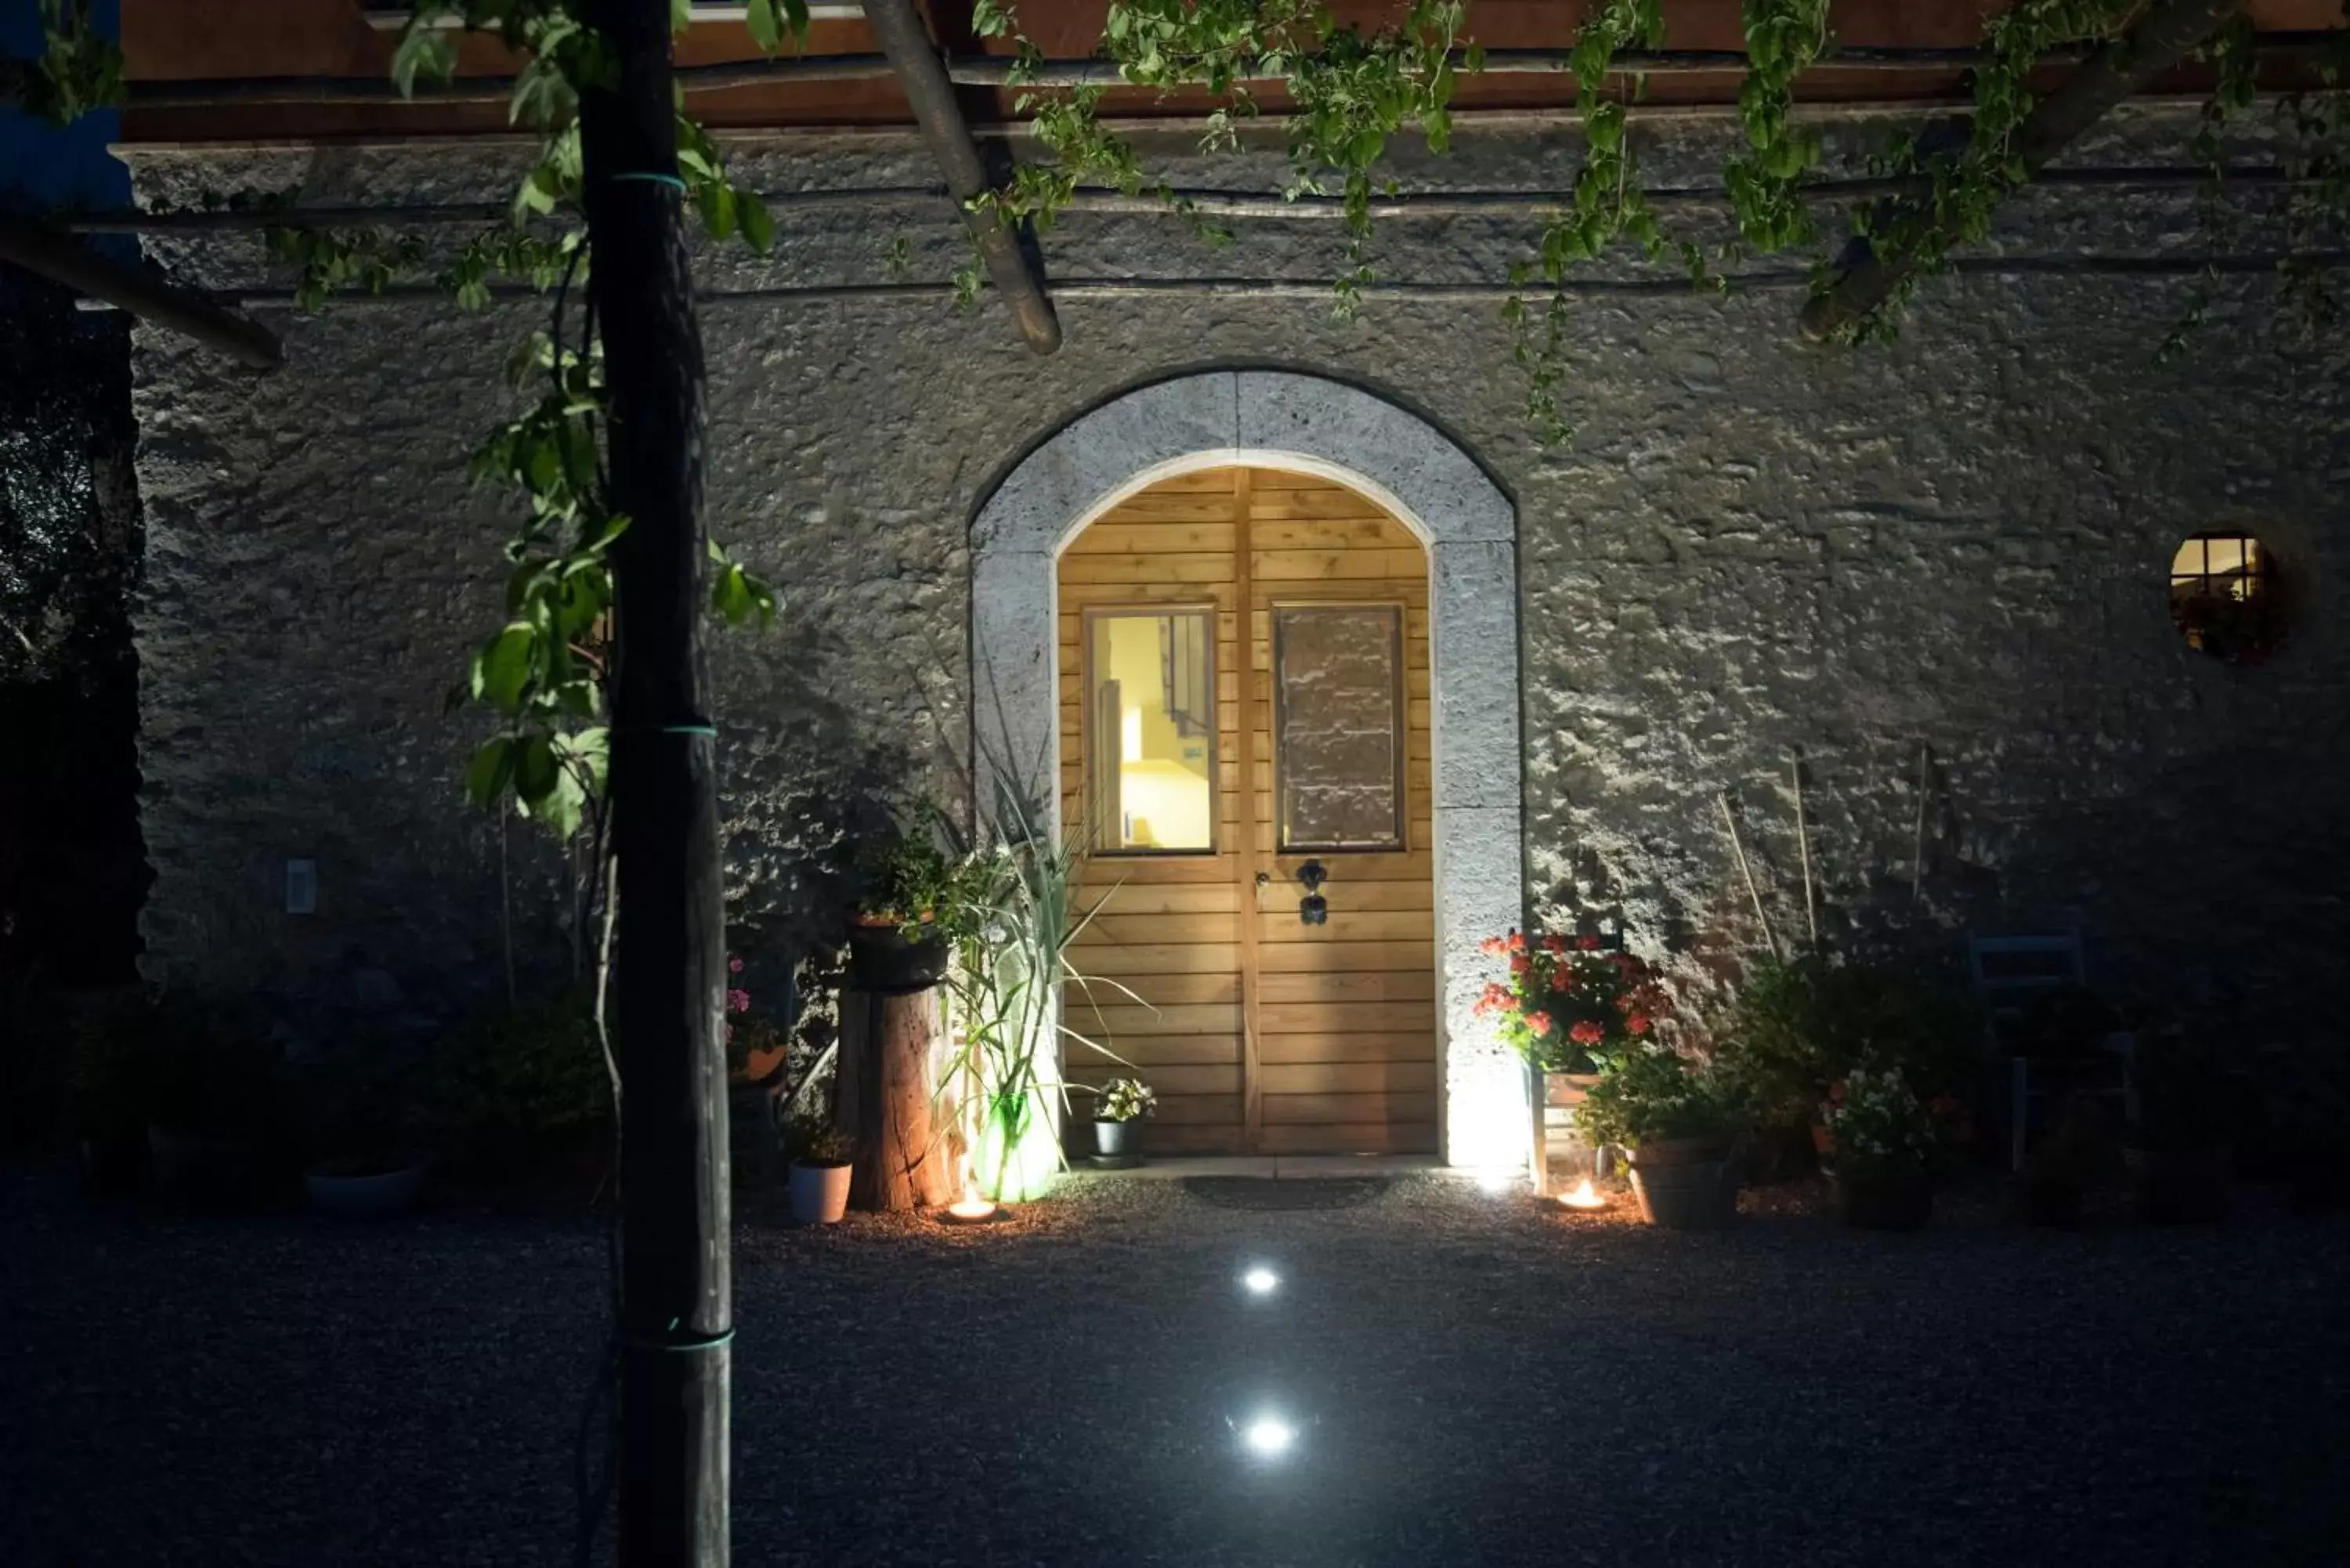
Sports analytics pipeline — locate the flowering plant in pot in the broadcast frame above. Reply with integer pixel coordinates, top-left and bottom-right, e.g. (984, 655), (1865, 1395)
(1573, 1048), (1744, 1229)
(848, 831), (970, 993)
(1819, 1057), (1945, 1229)
(1477, 928), (1668, 1105)
(1090, 1076), (1155, 1164)
(787, 1117), (855, 1225)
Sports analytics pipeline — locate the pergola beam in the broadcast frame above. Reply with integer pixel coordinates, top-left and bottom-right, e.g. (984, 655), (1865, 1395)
(0, 219), (284, 370)
(859, 0), (1061, 355)
(1802, 0), (2254, 341)
(116, 33), (2345, 109)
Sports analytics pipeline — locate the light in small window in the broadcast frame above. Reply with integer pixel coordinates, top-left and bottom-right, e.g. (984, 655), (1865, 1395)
(2168, 530), (2283, 664)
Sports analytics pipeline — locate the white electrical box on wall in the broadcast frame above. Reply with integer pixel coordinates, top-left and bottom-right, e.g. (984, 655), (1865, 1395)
(285, 858), (318, 916)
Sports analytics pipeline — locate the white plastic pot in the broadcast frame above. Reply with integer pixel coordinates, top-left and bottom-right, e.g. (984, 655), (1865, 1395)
(789, 1159), (851, 1225)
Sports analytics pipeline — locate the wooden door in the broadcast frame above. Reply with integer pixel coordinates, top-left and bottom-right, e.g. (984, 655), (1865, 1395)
(1059, 467), (1437, 1155)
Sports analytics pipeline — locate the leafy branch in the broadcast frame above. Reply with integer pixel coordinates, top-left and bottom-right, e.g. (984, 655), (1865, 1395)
(0, 0), (122, 126)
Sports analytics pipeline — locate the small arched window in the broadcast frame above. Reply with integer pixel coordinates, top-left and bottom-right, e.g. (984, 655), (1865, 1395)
(2169, 531), (2283, 664)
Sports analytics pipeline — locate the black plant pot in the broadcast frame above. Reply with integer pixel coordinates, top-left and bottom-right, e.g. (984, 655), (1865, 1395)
(847, 923), (949, 994)
(2124, 1144), (2230, 1223)
(2008, 1172), (2082, 1227)
(148, 1125), (266, 1205)
(78, 1128), (150, 1197)
(1830, 1165), (1935, 1230)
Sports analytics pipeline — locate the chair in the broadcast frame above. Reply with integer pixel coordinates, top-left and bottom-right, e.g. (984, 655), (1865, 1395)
(1966, 931), (2131, 1170)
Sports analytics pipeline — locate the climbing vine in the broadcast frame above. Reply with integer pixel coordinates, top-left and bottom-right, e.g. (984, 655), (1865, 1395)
(0, 0), (121, 126)
(1725, 0), (1833, 255)
(1504, 0), (1715, 446)
(1824, 0), (2141, 342)
(281, 0), (800, 840)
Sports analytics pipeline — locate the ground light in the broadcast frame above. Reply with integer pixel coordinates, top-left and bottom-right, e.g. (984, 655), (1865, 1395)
(1559, 1178), (1606, 1210)
(1473, 1166), (1520, 1195)
(1241, 1414), (1296, 1458)
(1241, 1265), (1280, 1295)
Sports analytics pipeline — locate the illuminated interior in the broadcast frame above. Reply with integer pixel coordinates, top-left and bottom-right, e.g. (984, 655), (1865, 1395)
(1086, 609), (1215, 852)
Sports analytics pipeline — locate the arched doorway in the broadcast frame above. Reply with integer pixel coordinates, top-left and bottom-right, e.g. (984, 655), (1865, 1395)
(1058, 464), (1436, 1154)
(970, 371), (1527, 1169)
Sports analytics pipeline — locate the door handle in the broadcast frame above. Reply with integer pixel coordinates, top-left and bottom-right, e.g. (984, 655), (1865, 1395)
(1297, 859), (1329, 926)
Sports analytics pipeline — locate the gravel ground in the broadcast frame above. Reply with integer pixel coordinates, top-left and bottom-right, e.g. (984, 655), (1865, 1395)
(3, 1165), (2347, 1567)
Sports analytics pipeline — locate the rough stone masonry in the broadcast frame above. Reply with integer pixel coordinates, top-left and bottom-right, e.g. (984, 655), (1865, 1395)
(122, 103), (2350, 1047)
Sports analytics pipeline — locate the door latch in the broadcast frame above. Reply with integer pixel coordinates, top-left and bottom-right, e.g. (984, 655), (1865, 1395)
(1296, 859), (1329, 926)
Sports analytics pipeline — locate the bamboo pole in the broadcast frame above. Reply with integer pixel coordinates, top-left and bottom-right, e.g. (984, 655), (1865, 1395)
(1718, 793), (1781, 964)
(1911, 743), (1931, 905)
(1791, 753), (1819, 950)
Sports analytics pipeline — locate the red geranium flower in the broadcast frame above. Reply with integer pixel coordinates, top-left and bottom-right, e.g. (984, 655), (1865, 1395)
(1625, 1013), (1650, 1035)
(1524, 1011), (1553, 1035)
(1507, 930), (1528, 954)
(1543, 934), (1568, 955)
(1575, 934), (1601, 951)
(1569, 1020), (1604, 1046)
(1509, 952), (1531, 975)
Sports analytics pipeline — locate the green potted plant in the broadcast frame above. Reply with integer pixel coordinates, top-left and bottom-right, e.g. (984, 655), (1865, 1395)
(787, 1117), (855, 1225)
(2123, 1025), (2229, 1223)
(145, 1000), (283, 1204)
(427, 986), (611, 1186)
(1819, 1055), (1942, 1229)
(1090, 1075), (1155, 1165)
(296, 1049), (430, 1219)
(848, 833), (963, 993)
(1712, 954), (1979, 1166)
(1574, 1048), (1744, 1229)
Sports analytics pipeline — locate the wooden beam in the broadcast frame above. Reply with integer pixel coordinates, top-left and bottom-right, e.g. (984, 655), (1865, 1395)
(859, 0), (1061, 354)
(1802, 0), (2254, 341)
(579, 0), (733, 1561)
(115, 32), (2346, 109)
(0, 219), (283, 370)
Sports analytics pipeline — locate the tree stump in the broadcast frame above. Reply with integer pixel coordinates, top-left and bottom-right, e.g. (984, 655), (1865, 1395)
(838, 988), (955, 1212)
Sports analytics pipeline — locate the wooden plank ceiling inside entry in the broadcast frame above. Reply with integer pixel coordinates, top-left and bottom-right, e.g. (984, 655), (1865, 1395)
(1059, 465), (1437, 1157)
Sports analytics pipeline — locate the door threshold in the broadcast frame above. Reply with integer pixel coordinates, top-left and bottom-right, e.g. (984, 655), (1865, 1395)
(1066, 1154), (1446, 1181)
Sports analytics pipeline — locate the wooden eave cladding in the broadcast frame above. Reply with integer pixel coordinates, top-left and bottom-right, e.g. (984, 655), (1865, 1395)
(119, 1), (2348, 146)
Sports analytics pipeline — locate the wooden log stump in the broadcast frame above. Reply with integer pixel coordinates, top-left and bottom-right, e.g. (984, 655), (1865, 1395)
(838, 987), (955, 1212)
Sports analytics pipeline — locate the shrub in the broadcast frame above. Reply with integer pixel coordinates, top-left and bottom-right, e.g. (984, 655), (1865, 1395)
(1711, 954), (1979, 1127)
(790, 1117), (853, 1165)
(1574, 1047), (1742, 1151)
(428, 986), (609, 1166)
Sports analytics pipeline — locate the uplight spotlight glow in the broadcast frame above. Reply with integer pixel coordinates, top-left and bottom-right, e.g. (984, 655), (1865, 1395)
(1242, 1415), (1296, 1458)
(1474, 1166), (1517, 1195)
(1241, 1266), (1280, 1295)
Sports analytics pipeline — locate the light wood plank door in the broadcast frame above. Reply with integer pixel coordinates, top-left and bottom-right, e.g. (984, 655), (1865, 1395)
(1059, 466), (1437, 1155)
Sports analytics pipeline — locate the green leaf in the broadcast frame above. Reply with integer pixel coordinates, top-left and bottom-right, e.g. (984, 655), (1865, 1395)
(697, 180), (738, 241)
(746, 0), (783, 51)
(475, 622), (540, 710)
(512, 732), (559, 804)
(736, 190), (775, 254)
(390, 23), (457, 100)
(464, 737), (515, 808)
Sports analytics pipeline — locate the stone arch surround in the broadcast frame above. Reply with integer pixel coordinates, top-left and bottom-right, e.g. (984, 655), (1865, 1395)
(970, 370), (1526, 1168)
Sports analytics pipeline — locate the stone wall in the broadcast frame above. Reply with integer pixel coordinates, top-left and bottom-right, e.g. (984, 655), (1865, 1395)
(125, 104), (2350, 1038)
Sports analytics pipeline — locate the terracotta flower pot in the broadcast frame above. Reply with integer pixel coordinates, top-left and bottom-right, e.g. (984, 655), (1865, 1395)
(1544, 1071), (1603, 1108)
